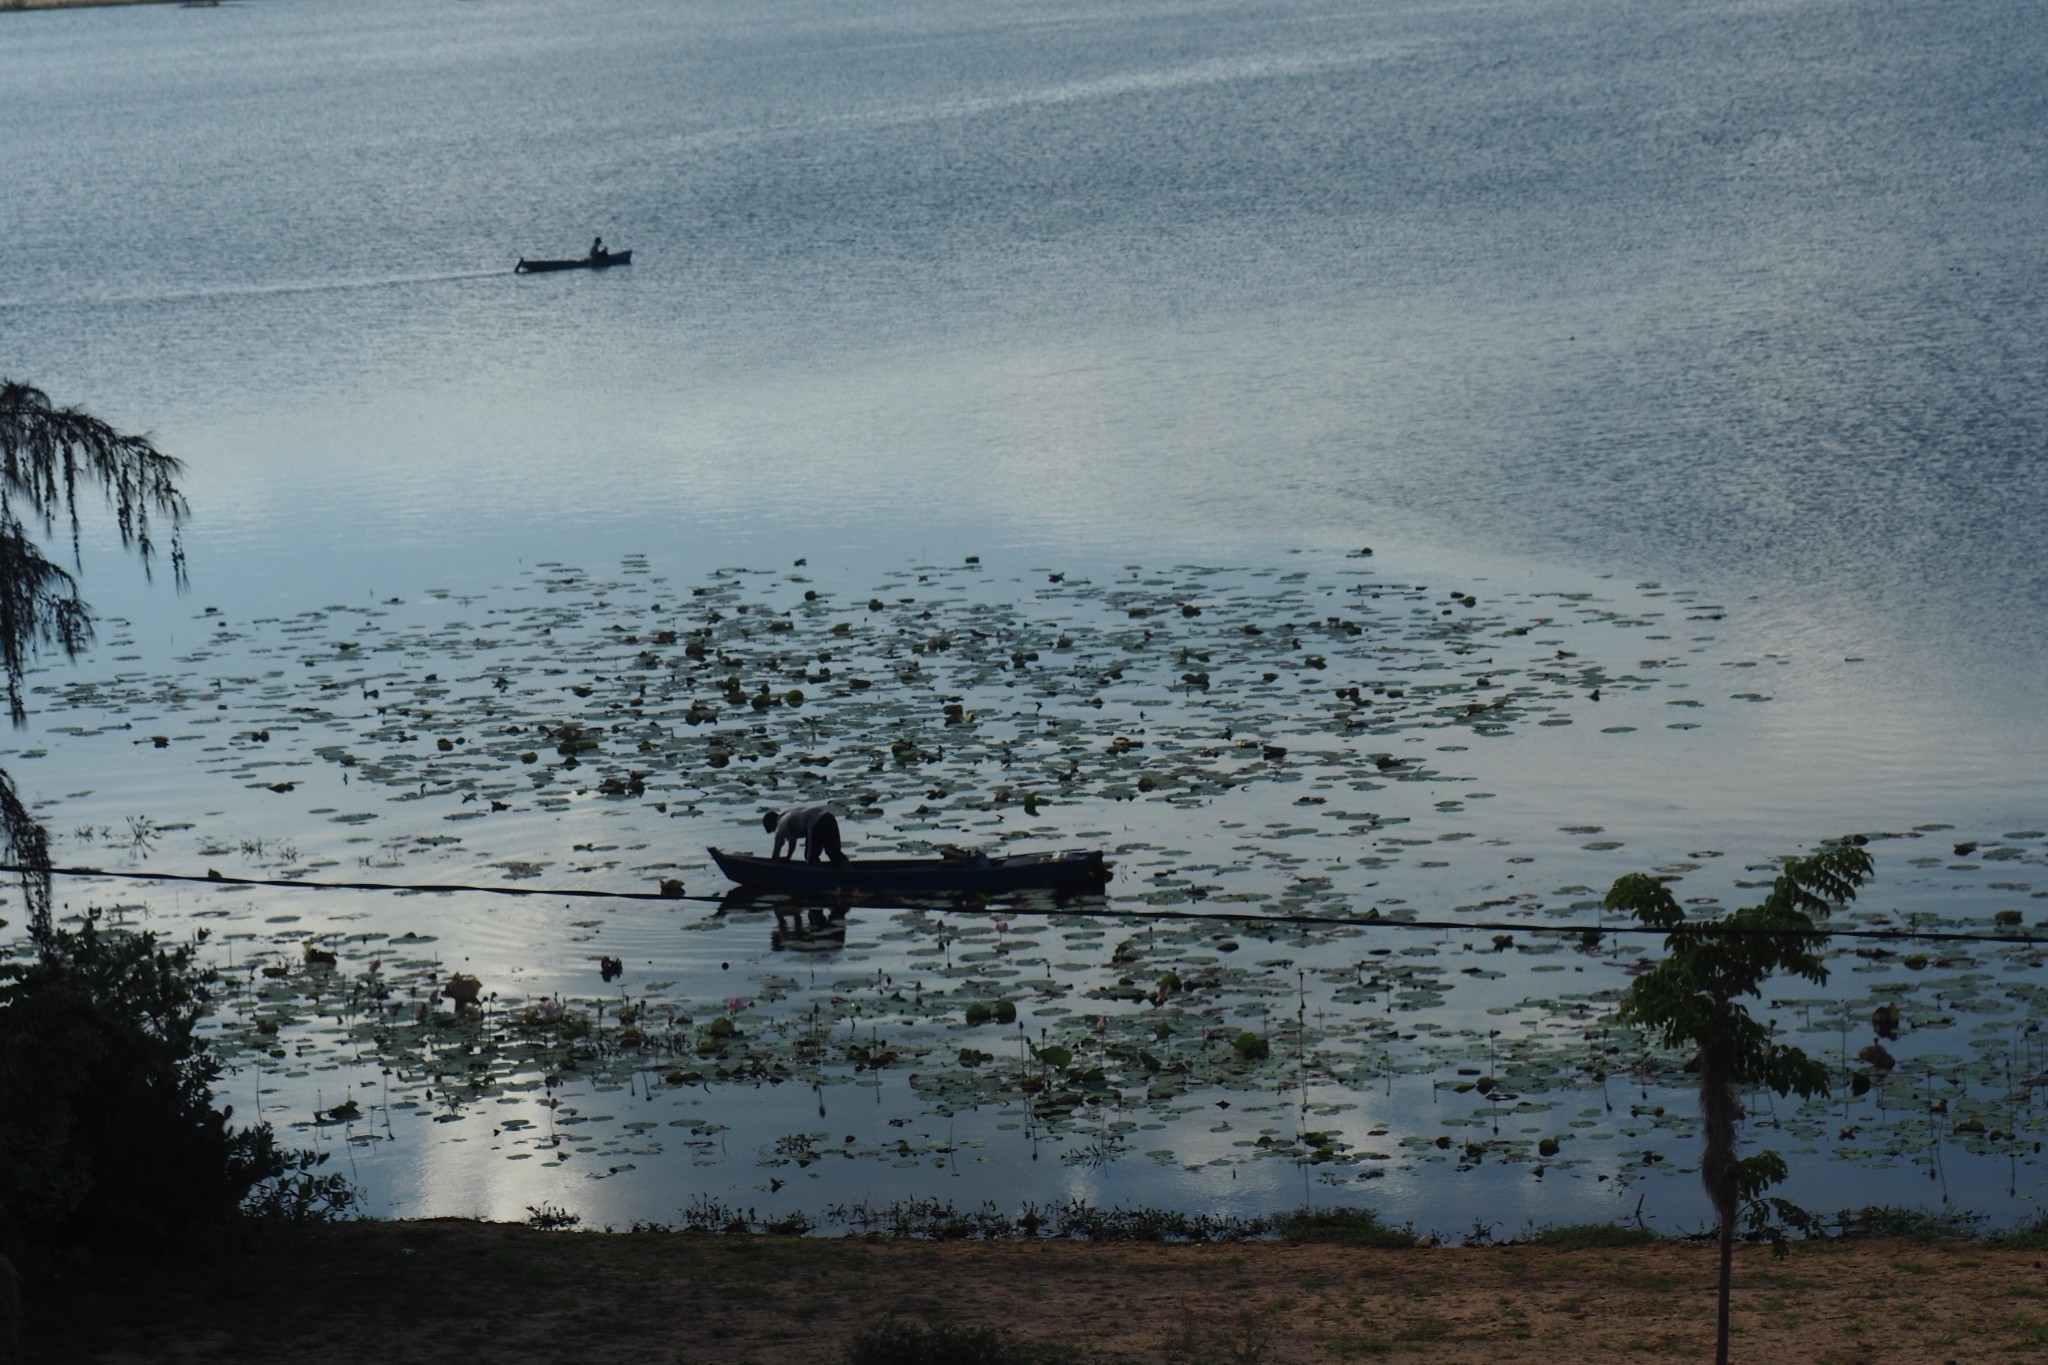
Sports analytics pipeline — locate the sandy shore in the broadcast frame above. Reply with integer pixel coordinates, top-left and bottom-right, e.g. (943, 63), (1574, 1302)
(21, 1220), (2048, 1363)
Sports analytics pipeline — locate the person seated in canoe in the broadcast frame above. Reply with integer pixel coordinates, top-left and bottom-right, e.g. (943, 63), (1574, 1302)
(590, 235), (606, 261)
(764, 804), (850, 864)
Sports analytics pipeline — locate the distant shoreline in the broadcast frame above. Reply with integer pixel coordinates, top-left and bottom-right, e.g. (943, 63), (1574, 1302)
(3, 0), (211, 11)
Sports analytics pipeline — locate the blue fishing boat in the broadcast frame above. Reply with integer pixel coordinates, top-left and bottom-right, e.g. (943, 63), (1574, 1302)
(708, 846), (1110, 897)
(514, 249), (632, 274)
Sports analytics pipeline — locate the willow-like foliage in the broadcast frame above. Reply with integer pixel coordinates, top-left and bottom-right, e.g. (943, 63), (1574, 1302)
(0, 380), (186, 577)
(0, 380), (187, 933)
(0, 770), (50, 937)
(0, 515), (92, 727)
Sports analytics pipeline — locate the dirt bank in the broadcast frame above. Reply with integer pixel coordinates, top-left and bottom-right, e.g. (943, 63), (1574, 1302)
(20, 1220), (2048, 1363)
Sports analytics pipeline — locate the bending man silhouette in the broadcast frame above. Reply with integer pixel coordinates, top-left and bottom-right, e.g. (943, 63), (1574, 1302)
(764, 805), (850, 864)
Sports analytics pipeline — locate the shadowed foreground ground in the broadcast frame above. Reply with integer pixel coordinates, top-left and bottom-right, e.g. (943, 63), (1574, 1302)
(22, 1221), (2048, 1363)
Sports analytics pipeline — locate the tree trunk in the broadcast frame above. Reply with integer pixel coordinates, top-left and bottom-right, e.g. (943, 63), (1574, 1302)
(1698, 1048), (1741, 1365)
(1717, 1218), (1734, 1365)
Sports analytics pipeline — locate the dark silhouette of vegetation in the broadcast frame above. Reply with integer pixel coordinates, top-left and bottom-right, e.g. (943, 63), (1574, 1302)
(674, 1194), (1290, 1242)
(1273, 1206), (1416, 1248)
(1607, 841), (1874, 1365)
(0, 379), (185, 931)
(1987, 1210), (2048, 1250)
(0, 383), (350, 1277)
(1527, 1222), (1661, 1250)
(1834, 1204), (1983, 1241)
(0, 916), (356, 1265)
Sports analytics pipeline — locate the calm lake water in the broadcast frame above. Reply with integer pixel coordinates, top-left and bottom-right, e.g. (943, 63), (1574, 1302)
(3, 0), (2044, 1234)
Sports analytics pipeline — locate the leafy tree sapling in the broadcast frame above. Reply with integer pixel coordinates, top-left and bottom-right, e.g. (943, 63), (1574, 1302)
(1607, 841), (1873, 1365)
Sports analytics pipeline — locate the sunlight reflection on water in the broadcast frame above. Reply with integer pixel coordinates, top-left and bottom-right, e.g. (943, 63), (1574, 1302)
(4, 0), (2044, 1231)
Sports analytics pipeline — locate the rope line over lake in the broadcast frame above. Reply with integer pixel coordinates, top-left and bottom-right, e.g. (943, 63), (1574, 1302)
(11, 863), (2042, 948)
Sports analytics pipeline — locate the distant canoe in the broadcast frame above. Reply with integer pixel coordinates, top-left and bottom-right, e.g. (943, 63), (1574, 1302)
(708, 846), (1111, 898)
(514, 250), (632, 274)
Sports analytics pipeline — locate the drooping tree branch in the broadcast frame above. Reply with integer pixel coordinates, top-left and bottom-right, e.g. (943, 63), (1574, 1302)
(0, 514), (94, 726)
(0, 380), (186, 585)
(0, 380), (189, 936)
(0, 768), (52, 940)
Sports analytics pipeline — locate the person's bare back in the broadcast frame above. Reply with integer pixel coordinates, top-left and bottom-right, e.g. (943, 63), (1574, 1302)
(764, 806), (849, 863)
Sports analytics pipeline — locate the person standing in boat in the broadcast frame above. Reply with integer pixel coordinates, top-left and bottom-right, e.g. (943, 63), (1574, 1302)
(764, 805), (850, 864)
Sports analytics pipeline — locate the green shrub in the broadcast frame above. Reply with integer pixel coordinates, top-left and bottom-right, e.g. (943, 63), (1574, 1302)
(1989, 1211), (2048, 1250)
(0, 917), (354, 1261)
(1273, 1207), (1415, 1249)
(1529, 1223), (1661, 1250)
(1836, 1206), (1985, 1242)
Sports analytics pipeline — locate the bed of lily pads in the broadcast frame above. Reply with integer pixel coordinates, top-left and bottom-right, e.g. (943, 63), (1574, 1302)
(7, 550), (2044, 1233)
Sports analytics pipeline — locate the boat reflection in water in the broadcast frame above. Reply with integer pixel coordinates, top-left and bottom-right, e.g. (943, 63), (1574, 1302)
(713, 889), (850, 952)
(771, 903), (849, 953)
(711, 883), (1114, 953)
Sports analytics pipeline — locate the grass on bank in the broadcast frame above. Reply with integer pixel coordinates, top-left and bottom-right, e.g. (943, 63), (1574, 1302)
(1525, 1223), (1662, 1250)
(1987, 1210), (2048, 1250)
(533, 1197), (2044, 1251)
(1271, 1207), (1417, 1249)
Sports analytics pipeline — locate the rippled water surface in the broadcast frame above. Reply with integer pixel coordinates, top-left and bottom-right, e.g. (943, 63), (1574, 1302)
(3, 0), (2044, 1232)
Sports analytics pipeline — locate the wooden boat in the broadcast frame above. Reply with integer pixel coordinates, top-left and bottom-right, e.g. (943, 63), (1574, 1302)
(514, 250), (632, 274)
(708, 846), (1110, 897)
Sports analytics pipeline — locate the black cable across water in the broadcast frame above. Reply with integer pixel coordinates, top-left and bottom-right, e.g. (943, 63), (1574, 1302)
(6, 863), (2043, 948)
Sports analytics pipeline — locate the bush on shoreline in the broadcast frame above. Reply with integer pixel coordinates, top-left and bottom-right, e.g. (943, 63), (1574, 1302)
(574, 1195), (2043, 1248)
(0, 916), (355, 1267)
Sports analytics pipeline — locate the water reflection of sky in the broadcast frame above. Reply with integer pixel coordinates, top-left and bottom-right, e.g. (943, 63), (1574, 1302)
(5, 0), (2045, 1231)
(19, 549), (2046, 1232)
